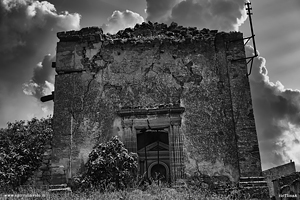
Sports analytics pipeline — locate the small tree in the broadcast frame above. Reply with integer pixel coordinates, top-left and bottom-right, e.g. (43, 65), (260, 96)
(0, 117), (52, 191)
(79, 136), (138, 191)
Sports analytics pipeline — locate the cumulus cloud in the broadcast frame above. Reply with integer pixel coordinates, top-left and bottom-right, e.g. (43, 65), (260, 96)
(145, 0), (182, 22)
(32, 55), (55, 86)
(101, 10), (144, 34)
(145, 0), (247, 31)
(0, 0), (80, 127)
(23, 54), (55, 100)
(0, 0), (80, 51)
(247, 46), (300, 170)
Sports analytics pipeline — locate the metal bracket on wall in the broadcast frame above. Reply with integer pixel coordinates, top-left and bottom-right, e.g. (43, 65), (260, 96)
(229, 1), (258, 76)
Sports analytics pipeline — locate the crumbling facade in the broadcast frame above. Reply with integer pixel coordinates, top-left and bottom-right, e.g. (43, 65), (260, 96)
(263, 161), (296, 197)
(273, 172), (300, 200)
(50, 22), (265, 187)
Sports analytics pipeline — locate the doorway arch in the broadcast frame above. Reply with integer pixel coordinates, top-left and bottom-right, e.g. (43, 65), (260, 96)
(148, 161), (169, 181)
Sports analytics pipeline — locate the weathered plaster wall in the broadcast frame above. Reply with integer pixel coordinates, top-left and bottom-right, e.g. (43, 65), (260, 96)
(263, 161), (296, 197)
(52, 22), (262, 182)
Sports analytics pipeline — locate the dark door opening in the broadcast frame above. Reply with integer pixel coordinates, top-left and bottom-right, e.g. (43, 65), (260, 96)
(137, 130), (170, 182)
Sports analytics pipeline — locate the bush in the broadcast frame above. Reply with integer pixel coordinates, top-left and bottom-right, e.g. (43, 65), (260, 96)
(0, 117), (53, 191)
(76, 136), (138, 191)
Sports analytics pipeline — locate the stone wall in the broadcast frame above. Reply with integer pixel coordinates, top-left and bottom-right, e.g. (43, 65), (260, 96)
(226, 36), (262, 177)
(263, 161), (296, 197)
(26, 142), (52, 186)
(273, 172), (300, 200)
(52, 22), (262, 183)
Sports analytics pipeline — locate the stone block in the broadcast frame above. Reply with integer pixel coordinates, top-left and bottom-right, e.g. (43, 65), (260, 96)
(43, 171), (51, 176)
(40, 164), (50, 171)
(43, 154), (51, 160)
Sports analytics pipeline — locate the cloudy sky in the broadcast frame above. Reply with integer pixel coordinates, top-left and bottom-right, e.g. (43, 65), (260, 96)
(0, 0), (299, 171)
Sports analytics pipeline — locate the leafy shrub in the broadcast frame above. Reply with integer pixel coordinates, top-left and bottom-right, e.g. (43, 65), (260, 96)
(0, 117), (52, 191)
(76, 136), (138, 191)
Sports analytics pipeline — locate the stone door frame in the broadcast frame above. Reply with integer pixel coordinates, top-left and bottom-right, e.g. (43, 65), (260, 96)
(117, 106), (185, 182)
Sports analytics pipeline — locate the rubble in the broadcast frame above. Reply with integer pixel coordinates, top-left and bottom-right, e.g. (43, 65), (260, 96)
(57, 21), (221, 44)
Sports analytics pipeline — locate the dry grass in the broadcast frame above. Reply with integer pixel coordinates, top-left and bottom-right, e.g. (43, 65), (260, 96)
(46, 188), (228, 200)
(0, 183), (246, 200)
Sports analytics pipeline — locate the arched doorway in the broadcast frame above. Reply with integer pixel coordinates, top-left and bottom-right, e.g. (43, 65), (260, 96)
(148, 161), (169, 181)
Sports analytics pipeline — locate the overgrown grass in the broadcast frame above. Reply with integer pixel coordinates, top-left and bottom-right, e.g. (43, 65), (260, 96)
(0, 182), (250, 200)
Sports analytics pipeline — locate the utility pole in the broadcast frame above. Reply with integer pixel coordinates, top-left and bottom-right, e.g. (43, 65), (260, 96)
(245, 2), (257, 57)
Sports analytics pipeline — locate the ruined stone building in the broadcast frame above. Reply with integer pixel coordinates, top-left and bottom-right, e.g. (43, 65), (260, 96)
(47, 22), (267, 191)
(263, 161), (300, 199)
(263, 161), (296, 197)
(273, 172), (300, 200)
